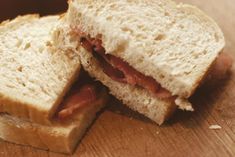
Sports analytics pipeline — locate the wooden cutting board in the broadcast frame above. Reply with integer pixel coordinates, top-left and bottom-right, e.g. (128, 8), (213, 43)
(0, 0), (234, 156)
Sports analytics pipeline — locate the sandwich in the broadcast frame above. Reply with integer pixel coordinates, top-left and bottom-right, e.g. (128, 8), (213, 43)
(0, 15), (108, 154)
(55, 0), (233, 125)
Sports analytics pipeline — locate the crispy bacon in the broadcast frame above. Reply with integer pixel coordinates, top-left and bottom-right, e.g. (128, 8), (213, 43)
(58, 84), (97, 120)
(81, 38), (172, 99)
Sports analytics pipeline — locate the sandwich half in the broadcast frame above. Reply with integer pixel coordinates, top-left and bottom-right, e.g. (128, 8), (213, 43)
(0, 15), (82, 124)
(0, 15), (109, 153)
(58, 0), (228, 124)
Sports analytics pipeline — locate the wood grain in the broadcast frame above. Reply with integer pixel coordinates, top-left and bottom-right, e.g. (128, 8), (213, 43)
(0, 0), (235, 156)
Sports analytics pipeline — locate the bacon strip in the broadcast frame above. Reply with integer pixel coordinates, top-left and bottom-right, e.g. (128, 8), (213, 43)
(58, 84), (97, 120)
(81, 37), (172, 99)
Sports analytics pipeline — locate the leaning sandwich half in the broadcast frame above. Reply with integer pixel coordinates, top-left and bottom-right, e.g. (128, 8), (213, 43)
(58, 0), (232, 125)
(0, 15), (109, 154)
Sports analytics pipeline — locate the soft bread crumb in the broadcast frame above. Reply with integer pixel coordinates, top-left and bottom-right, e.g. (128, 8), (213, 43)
(175, 98), (194, 111)
(209, 125), (222, 130)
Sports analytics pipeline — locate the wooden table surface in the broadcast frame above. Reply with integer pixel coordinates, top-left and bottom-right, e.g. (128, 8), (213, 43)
(1, 0), (235, 156)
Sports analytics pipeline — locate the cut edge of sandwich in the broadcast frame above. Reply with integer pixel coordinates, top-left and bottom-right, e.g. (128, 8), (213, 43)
(78, 46), (177, 124)
(67, 0), (225, 98)
(52, 24), (177, 124)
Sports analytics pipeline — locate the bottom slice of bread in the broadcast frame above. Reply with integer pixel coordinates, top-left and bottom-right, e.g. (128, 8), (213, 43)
(78, 47), (177, 125)
(0, 91), (108, 154)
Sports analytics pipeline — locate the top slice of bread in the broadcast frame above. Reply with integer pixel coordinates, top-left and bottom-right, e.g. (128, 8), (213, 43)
(0, 15), (81, 125)
(67, 0), (225, 98)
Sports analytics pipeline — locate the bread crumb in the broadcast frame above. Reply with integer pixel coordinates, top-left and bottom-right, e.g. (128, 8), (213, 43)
(175, 98), (194, 111)
(209, 125), (222, 130)
(156, 131), (160, 135)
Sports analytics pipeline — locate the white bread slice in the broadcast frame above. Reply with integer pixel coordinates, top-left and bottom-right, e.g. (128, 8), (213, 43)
(0, 90), (108, 154)
(67, 0), (225, 98)
(0, 15), (81, 124)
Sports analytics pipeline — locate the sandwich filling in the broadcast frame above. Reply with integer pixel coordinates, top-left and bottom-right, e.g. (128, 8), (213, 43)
(71, 28), (233, 110)
(57, 74), (105, 120)
(58, 84), (97, 119)
(78, 34), (233, 99)
(79, 36), (173, 99)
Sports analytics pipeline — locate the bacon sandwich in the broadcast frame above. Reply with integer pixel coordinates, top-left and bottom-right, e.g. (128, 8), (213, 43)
(0, 15), (108, 154)
(55, 0), (233, 125)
